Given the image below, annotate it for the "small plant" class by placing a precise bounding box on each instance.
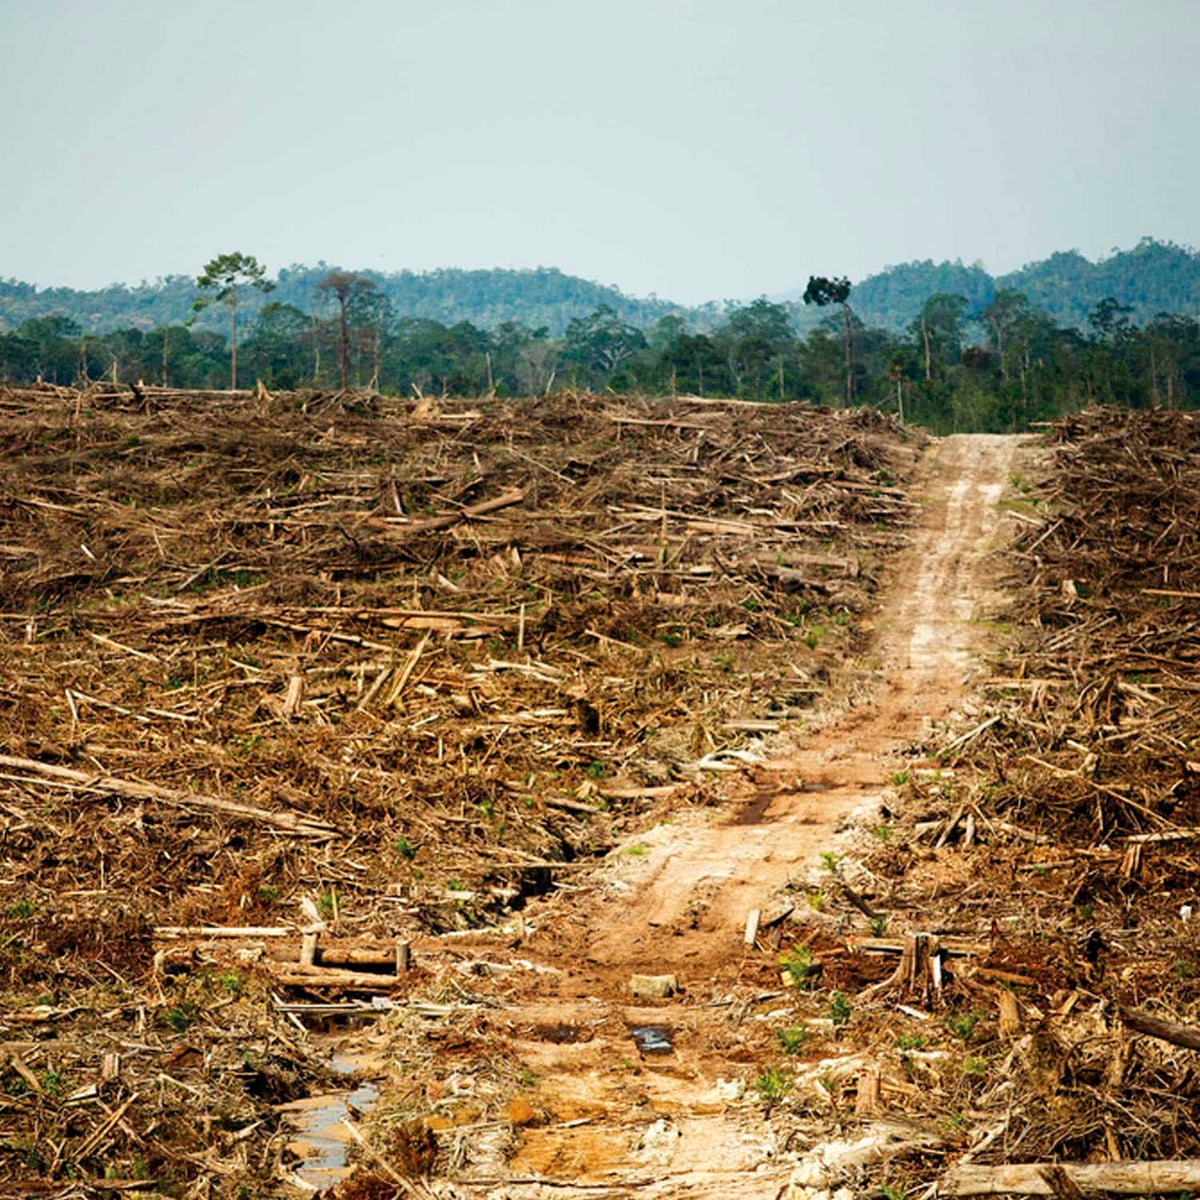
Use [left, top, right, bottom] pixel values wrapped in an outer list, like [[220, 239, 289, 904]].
[[625, 843, 648, 857], [754, 1067, 792, 1103], [316, 891, 338, 920], [870, 916, 888, 937], [1173, 958, 1200, 980], [880, 1185, 908, 1200], [962, 1056, 988, 1075], [394, 837, 418, 861], [779, 944, 820, 988], [215, 971, 244, 997], [819, 851, 842, 873], [945, 1010, 981, 1042], [872, 824, 894, 841], [889, 770, 910, 787], [162, 1003, 197, 1033], [6, 898, 35, 919], [39, 1069, 64, 1096], [585, 761, 607, 780], [775, 1026, 810, 1055], [806, 888, 826, 912], [257, 884, 281, 906], [895, 1032, 925, 1051], [802, 628, 822, 650], [829, 991, 852, 1026]]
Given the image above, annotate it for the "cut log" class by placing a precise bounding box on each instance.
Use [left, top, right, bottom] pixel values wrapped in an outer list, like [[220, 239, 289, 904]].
[[1121, 1006, 1200, 1051], [744, 909, 761, 948], [629, 974, 678, 999], [268, 963, 399, 991], [998, 990, 1023, 1038], [940, 1159, 1200, 1196], [854, 1069, 882, 1116], [299, 932, 319, 967], [0, 754, 337, 838]]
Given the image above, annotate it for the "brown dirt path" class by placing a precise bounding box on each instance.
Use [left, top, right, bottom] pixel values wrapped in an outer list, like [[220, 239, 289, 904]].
[[438, 434, 1027, 1199]]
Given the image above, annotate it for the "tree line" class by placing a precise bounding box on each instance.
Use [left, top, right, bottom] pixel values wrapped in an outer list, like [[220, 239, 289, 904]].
[[2, 253, 1198, 433]]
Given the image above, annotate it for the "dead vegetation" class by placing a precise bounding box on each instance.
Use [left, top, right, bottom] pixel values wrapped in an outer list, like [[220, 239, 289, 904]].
[[0, 383, 921, 1195], [806, 407, 1200, 1193]]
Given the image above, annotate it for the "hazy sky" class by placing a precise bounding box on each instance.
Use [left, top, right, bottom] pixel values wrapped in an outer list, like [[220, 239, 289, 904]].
[[1, 0, 1195, 303]]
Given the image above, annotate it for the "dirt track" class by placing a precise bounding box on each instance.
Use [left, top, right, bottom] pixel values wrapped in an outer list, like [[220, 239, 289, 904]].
[[449, 434, 1024, 1198]]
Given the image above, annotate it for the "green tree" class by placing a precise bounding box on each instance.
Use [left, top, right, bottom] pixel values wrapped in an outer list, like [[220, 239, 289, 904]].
[[910, 293, 969, 381], [719, 299, 796, 399], [192, 252, 274, 388], [803, 276, 854, 404], [979, 289, 1031, 382], [247, 302, 311, 388], [562, 304, 647, 387]]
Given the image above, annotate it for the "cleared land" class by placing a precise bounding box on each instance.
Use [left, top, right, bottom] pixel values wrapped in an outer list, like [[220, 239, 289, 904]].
[[0, 384, 918, 1195], [2, 388, 1198, 1200]]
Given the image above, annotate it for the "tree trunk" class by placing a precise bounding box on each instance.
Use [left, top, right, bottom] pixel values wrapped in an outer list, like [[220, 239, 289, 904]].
[[922, 316, 931, 381], [230, 292, 238, 390], [310, 304, 321, 383], [842, 305, 853, 406], [338, 297, 349, 391], [1121, 1006, 1200, 1050], [940, 1160, 1200, 1196]]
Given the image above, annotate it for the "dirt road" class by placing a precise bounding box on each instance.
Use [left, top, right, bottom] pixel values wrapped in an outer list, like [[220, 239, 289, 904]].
[[435, 434, 1022, 1198]]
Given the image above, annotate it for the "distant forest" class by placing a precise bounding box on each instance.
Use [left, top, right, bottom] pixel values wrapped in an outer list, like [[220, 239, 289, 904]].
[[2, 238, 1199, 433], [4, 237, 1200, 337]]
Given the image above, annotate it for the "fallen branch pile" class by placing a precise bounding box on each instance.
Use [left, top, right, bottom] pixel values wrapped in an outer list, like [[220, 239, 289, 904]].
[[841, 408, 1200, 1186], [0, 384, 920, 1193]]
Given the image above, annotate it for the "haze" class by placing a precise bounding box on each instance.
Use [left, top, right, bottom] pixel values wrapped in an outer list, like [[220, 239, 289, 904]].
[[1, 0, 1195, 304]]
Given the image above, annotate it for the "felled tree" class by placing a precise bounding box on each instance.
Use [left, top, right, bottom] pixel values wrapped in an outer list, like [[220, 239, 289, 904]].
[[192, 253, 274, 389]]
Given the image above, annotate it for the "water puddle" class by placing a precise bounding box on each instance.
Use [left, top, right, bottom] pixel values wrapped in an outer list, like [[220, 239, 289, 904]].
[[629, 1024, 673, 1055], [282, 1049, 382, 1187], [533, 1022, 588, 1044]]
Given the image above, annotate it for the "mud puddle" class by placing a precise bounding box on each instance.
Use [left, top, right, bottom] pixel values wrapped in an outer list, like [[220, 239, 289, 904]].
[[282, 1048, 382, 1188], [630, 1024, 674, 1054]]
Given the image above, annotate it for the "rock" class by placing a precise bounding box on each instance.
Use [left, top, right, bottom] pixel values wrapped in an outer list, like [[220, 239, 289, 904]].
[[629, 973, 678, 999]]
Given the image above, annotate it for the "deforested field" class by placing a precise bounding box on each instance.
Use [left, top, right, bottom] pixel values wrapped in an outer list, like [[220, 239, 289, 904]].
[[0, 383, 920, 1195], [5, 386, 1200, 1200]]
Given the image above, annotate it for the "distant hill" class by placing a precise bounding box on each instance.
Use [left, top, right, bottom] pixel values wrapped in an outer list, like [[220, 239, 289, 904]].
[[0, 265, 683, 338], [3, 238, 1199, 338]]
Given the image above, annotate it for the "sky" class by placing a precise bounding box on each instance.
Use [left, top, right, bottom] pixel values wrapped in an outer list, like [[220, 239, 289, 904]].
[[1, 0, 1196, 304]]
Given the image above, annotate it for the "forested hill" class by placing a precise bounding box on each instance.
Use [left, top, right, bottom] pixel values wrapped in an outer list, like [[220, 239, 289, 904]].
[[3, 237, 1199, 336], [846, 239, 1200, 332], [0, 266, 684, 338]]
